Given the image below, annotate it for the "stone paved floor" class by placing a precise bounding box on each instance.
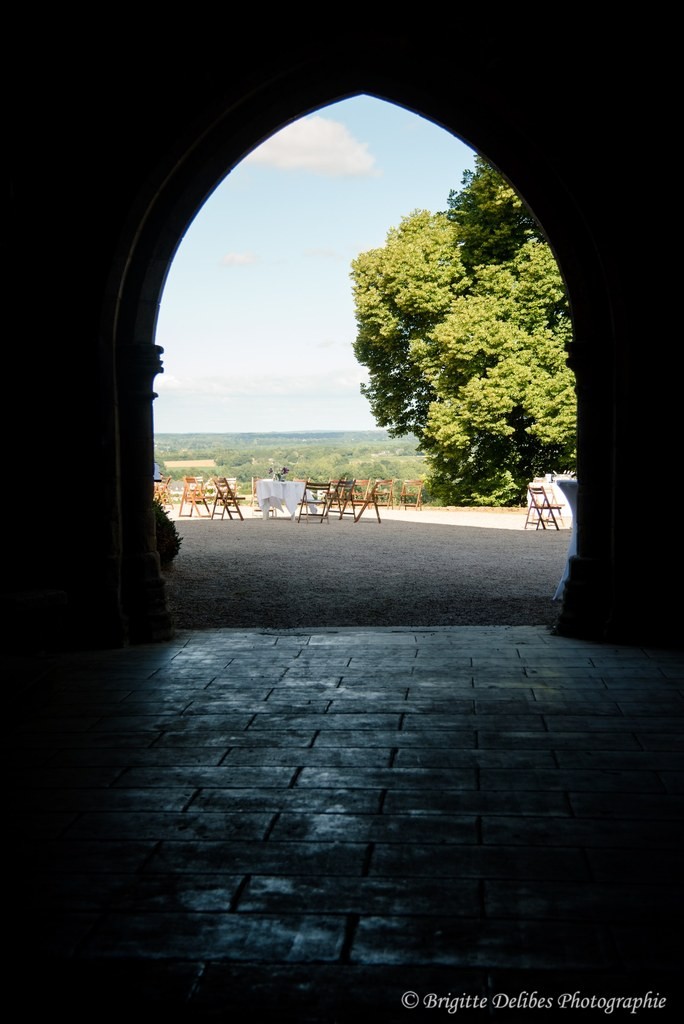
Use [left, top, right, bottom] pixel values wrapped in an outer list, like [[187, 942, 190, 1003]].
[[7, 625, 684, 1021]]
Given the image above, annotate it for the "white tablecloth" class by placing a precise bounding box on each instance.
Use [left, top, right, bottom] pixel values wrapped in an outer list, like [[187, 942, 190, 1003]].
[[553, 477, 578, 600], [256, 479, 306, 519]]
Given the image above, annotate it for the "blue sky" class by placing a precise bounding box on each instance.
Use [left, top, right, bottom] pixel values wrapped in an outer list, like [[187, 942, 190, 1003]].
[[153, 95, 476, 433]]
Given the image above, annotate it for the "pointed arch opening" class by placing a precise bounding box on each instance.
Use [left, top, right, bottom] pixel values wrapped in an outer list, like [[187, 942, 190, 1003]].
[[111, 80, 611, 643]]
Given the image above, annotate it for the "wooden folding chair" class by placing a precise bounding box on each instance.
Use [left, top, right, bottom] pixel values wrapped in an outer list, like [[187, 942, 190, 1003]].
[[329, 479, 357, 519], [524, 483, 563, 530], [227, 478, 248, 503], [153, 475, 173, 510], [373, 478, 395, 510], [399, 479, 423, 510], [350, 478, 383, 522], [211, 476, 244, 520], [179, 476, 211, 517], [296, 480, 335, 523], [334, 477, 382, 522], [544, 484, 565, 527]]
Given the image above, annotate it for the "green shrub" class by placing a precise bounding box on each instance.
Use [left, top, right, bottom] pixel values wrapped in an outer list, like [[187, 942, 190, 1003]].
[[153, 499, 182, 564]]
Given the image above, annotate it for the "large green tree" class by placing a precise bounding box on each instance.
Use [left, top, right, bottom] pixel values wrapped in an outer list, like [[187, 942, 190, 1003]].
[[351, 158, 576, 505]]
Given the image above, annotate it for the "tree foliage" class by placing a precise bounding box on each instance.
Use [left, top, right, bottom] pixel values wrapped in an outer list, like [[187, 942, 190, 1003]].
[[351, 157, 576, 505], [446, 159, 541, 272], [351, 210, 462, 437]]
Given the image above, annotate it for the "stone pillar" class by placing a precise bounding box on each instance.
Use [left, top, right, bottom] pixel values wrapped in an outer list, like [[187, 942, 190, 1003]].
[[117, 341, 175, 643], [554, 340, 614, 640]]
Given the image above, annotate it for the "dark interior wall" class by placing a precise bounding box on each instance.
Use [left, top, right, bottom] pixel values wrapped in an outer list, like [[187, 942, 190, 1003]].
[[6, 23, 680, 650]]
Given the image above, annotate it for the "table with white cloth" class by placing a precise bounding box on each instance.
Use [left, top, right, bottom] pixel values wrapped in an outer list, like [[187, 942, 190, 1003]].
[[553, 477, 579, 600], [256, 479, 306, 520]]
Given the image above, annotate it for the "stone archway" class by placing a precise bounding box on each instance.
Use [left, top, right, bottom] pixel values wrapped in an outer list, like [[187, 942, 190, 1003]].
[[109, 71, 616, 645]]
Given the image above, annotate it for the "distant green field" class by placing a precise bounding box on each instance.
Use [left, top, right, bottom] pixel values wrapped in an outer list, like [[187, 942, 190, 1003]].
[[164, 459, 217, 468]]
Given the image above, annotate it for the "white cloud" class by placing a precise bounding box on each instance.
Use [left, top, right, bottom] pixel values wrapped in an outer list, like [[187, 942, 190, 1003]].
[[155, 368, 368, 399], [245, 115, 381, 177], [220, 252, 257, 266], [303, 247, 345, 261]]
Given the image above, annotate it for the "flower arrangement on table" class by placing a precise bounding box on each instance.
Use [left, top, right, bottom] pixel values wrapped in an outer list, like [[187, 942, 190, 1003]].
[[269, 465, 290, 483]]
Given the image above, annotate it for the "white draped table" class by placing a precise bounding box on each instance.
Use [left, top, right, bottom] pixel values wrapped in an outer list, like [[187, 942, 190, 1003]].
[[553, 477, 578, 600], [256, 479, 306, 520]]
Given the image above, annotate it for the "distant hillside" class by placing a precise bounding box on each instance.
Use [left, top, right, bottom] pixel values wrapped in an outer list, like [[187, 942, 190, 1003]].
[[155, 430, 402, 449], [154, 431, 428, 494]]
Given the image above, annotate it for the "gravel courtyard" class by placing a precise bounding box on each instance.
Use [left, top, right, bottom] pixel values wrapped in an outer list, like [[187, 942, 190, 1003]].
[[162, 506, 571, 630]]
